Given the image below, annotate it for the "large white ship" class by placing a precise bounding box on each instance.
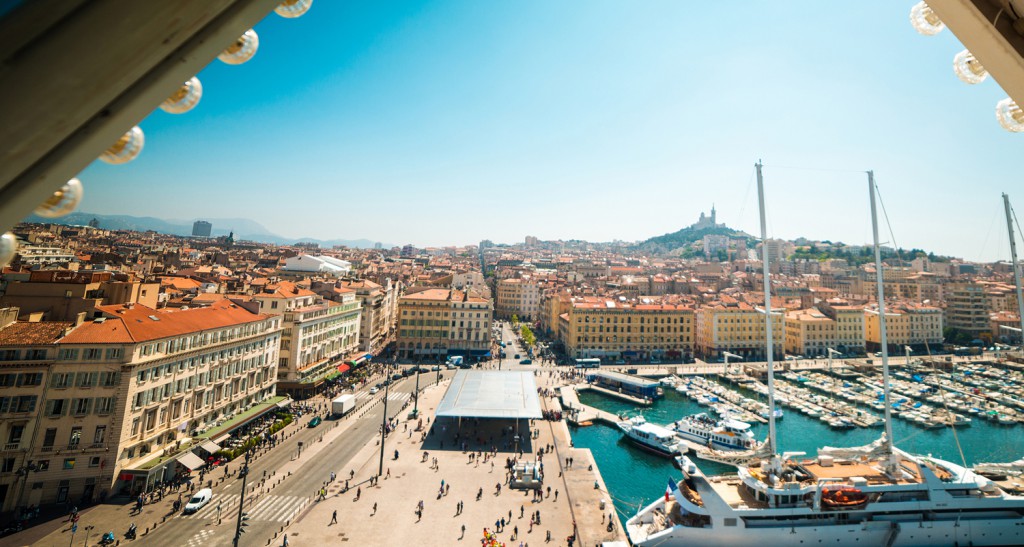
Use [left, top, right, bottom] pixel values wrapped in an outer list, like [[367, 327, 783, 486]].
[[625, 167, 1024, 546], [670, 413, 759, 452], [617, 415, 681, 458]]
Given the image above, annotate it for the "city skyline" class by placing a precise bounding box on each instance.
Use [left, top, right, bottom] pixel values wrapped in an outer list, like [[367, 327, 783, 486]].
[[64, 1, 1021, 260]]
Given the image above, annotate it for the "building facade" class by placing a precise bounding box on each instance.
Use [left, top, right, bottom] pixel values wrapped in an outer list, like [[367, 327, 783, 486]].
[[0, 300, 282, 512], [396, 288, 492, 359], [864, 303, 944, 351], [561, 299, 694, 361], [251, 281, 360, 396], [495, 278, 542, 322], [694, 300, 784, 361]]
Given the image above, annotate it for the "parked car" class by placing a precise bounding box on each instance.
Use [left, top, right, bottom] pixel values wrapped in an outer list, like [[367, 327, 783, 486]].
[[308, 416, 322, 428], [519, 359, 533, 365], [183, 488, 213, 514], [431, 365, 441, 371], [514, 354, 521, 359], [369, 386, 380, 394], [392, 373, 403, 381]]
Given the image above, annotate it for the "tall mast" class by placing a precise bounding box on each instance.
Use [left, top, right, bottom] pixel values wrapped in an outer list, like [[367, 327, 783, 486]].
[[869, 172, 896, 465], [1004, 194, 1024, 347], [756, 161, 778, 456]]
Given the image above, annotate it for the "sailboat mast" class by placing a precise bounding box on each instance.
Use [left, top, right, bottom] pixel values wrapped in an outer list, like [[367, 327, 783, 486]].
[[756, 161, 778, 456], [868, 172, 895, 459], [1003, 194, 1024, 348]]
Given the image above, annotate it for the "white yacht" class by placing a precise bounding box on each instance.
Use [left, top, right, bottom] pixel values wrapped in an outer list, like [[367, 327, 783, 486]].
[[617, 415, 681, 458], [626, 168, 1024, 547], [670, 413, 759, 453]]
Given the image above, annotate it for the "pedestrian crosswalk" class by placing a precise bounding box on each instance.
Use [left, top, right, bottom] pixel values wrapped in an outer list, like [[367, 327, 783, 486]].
[[245, 494, 307, 522], [186, 529, 215, 547], [353, 390, 410, 403], [186, 493, 307, 523]]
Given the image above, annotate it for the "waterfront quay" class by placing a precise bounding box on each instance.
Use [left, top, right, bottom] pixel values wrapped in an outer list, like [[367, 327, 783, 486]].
[[8, 365, 624, 547], [287, 368, 626, 546]]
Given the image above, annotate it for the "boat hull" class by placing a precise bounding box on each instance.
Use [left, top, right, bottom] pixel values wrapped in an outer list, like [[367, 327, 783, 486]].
[[631, 515, 1024, 547]]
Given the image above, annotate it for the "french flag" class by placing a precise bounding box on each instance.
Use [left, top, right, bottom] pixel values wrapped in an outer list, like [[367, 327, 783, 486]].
[[665, 478, 678, 501]]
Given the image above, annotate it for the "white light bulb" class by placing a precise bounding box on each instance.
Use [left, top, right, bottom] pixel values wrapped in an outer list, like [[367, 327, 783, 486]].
[[953, 50, 988, 84], [910, 1, 944, 36], [99, 126, 145, 164], [161, 76, 203, 114], [275, 0, 313, 18], [218, 29, 259, 65], [0, 232, 17, 269], [996, 98, 1024, 133], [35, 178, 84, 218]]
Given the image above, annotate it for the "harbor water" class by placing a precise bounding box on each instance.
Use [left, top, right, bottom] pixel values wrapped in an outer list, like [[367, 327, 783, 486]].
[[570, 385, 1024, 517]]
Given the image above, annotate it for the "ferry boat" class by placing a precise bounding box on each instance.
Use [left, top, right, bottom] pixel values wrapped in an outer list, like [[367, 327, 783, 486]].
[[670, 413, 759, 452], [617, 415, 681, 458], [625, 170, 1024, 546]]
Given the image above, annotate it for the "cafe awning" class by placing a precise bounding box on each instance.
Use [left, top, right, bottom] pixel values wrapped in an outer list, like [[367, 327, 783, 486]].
[[199, 440, 220, 453], [337, 364, 351, 374], [177, 451, 205, 471]]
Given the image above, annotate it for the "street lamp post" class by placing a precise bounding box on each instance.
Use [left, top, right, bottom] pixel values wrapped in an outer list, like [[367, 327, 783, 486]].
[[14, 461, 40, 513], [378, 360, 392, 478], [232, 450, 252, 547], [411, 361, 421, 419], [82, 525, 94, 547]]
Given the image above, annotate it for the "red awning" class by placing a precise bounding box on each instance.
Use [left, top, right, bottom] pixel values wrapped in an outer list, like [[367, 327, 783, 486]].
[[337, 364, 350, 374]]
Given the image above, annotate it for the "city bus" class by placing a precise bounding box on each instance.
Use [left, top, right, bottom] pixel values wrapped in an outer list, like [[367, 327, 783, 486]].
[[574, 358, 601, 369]]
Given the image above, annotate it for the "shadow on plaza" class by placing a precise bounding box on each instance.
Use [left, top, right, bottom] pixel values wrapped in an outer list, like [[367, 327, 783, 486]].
[[415, 417, 535, 455]]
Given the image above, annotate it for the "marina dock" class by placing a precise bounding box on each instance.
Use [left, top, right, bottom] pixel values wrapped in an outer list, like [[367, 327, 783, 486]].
[[560, 384, 626, 426]]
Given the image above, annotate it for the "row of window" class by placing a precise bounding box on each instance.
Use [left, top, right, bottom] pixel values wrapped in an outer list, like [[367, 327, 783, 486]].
[[45, 397, 115, 417], [56, 347, 123, 361], [136, 338, 274, 384], [40, 424, 107, 449], [50, 371, 119, 389], [0, 372, 43, 388], [133, 358, 269, 409], [0, 395, 37, 414], [136, 320, 277, 358], [400, 319, 486, 328], [0, 348, 49, 361]]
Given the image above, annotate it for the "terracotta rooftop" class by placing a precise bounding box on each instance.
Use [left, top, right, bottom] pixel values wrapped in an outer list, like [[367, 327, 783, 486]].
[[0, 321, 73, 346], [59, 300, 271, 344]]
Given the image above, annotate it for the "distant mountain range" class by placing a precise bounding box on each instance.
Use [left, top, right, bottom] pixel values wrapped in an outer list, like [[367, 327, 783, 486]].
[[24, 212, 389, 249], [635, 224, 752, 255]]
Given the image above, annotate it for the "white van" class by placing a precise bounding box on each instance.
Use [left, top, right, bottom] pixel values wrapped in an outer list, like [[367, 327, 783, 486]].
[[183, 488, 213, 514]]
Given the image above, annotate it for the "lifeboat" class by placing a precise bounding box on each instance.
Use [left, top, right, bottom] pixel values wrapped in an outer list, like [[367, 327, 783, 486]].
[[821, 487, 868, 509]]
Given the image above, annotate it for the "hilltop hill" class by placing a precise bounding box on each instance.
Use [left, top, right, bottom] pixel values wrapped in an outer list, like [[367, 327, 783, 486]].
[[635, 224, 752, 255]]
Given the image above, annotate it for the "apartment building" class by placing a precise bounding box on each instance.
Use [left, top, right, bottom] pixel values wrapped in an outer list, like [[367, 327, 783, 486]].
[[694, 299, 784, 361], [396, 288, 492, 360], [945, 283, 990, 337], [864, 303, 944, 352], [562, 299, 694, 361], [251, 281, 360, 397], [0, 270, 159, 322], [784, 306, 866, 358], [495, 277, 542, 322], [0, 300, 282, 511], [331, 278, 399, 356]]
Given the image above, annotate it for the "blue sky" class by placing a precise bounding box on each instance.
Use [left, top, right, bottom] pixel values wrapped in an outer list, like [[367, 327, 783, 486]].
[[74, 1, 1020, 260]]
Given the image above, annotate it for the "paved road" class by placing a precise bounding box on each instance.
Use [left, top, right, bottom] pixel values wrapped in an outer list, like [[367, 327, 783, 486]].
[[140, 371, 454, 547]]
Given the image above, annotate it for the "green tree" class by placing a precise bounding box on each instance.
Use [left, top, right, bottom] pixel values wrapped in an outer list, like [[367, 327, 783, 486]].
[[511, 314, 519, 325], [520, 324, 536, 347]]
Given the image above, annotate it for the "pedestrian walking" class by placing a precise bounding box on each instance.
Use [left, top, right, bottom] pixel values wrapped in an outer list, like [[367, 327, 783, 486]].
[[331, 510, 337, 524], [282, 533, 289, 547], [373, 502, 377, 515]]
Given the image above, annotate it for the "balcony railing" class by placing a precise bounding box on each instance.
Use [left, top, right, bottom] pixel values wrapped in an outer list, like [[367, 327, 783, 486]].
[[4, 442, 21, 450]]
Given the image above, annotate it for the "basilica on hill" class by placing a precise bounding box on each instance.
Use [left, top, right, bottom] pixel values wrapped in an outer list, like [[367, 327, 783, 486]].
[[691, 205, 720, 230]]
